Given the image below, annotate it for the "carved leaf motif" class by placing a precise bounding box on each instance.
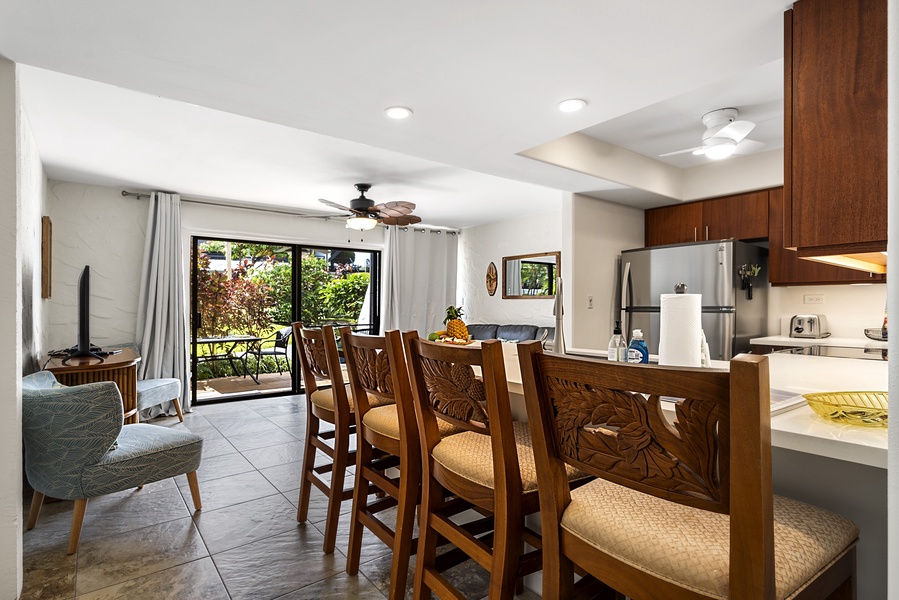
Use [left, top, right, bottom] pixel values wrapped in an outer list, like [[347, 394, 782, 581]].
[[302, 338, 329, 379], [420, 357, 488, 425], [544, 375, 720, 502], [352, 347, 394, 395]]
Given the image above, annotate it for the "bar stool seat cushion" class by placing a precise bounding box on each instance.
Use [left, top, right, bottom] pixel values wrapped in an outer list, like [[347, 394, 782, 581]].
[[561, 477, 859, 600], [363, 404, 464, 440], [431, 421, 587, 492], [309, 384, 395, 413]]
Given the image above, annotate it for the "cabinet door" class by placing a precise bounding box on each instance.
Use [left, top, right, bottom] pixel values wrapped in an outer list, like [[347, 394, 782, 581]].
[[768, 188, 883, 285], [789, 0, 887, 249], [644, 203, 702, 247], [703, 191, 769, 241]]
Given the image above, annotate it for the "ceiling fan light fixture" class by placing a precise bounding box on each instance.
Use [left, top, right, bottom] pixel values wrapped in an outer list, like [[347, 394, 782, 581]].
[[346, 216, 379, 231], [703, 138, 737, 160], [557, 98, 587, 113], [384, 106, 413, 120]]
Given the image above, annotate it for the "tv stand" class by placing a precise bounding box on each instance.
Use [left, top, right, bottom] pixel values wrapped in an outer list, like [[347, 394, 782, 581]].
[[44, 348, 142, 424], [61, 347, 106, 365]]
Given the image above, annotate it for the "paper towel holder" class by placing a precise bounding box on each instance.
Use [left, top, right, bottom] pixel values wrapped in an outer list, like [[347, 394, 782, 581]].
[[674, 283, 687, 294]]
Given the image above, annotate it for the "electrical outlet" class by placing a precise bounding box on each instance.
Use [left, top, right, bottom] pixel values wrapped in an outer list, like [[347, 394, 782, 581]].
[[587, 295, 594, 309], [804, 293, 825, 305]]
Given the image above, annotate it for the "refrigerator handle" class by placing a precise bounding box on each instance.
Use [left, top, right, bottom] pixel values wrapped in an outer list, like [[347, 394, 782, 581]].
[[620, 261, 631, 335]]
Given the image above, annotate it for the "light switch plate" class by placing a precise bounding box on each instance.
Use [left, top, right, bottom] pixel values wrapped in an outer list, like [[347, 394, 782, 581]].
[[804, 293, 825, 305]]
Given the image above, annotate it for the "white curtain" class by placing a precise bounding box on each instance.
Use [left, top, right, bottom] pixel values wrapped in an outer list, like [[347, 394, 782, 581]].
[[382, 225, 458, 335], [136, 192, 189, 416]]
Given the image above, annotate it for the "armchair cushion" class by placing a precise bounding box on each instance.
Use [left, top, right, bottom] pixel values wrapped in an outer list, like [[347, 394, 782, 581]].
[[81, 424, 202, 497], [136, 378, 181, 412]]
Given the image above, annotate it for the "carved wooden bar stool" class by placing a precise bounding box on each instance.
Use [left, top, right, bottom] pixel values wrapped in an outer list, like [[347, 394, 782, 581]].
[[341, 328, 462, 599], [404, 335, 589, 600], [517, 342, 859, 600], [293, 323, 394, 554]]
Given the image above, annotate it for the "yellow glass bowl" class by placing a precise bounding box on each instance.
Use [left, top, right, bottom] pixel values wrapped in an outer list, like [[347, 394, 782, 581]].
[[802, 391, 888, 427]]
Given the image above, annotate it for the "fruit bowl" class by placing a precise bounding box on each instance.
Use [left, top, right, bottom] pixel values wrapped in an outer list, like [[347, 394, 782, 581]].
[[802, 391, 888, 427]]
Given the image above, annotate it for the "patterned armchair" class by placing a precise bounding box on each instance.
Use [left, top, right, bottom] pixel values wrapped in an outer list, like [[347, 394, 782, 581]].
[[22, 371, 204, 554]]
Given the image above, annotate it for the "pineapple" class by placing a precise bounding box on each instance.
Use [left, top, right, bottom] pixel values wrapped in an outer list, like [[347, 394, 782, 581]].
[[443, 305, 469, 340]]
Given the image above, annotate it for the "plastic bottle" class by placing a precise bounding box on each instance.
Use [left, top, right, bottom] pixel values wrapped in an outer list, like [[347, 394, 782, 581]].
[[626, 329, 649, 364], [607, 321, 626, 361]]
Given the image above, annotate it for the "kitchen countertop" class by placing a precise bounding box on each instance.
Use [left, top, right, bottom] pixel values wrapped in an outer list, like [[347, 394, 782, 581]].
[[750, 335, 887, 349], [507, 344, 888, 469]]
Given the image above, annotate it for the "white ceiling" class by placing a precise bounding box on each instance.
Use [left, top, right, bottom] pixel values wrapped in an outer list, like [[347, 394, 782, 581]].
[[0, 1, 789, 228]]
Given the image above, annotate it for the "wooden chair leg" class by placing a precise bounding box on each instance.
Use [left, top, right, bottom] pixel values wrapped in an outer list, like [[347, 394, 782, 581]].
[[297, 413, 321, 523], [185, 471, 202, 511], [413, 477, 441, 600], [27, 491, 45, 530], [389, 457, 420, 600], [67, 498, 88, 555], [172, 397, 185, 422], [490, 511, 522, 600], [323, 425, 350, 554], [346, 438, 372, 575]]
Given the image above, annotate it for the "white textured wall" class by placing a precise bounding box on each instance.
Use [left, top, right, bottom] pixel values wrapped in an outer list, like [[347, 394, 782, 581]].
[[20, 109, 47, 374], [682, 149, 784, 201], [45, 182, 147, 351], [767, 284, 887, 338], [457, 205, 562, 327], [566, 193, 644, 351], [0, 57, 24, 600]]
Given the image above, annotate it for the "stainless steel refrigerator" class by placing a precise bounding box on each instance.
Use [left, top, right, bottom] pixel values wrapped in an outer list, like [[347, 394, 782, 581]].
[[619, 240, 768, 361]]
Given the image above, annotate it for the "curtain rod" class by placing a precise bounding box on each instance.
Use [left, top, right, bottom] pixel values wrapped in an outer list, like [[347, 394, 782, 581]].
[[122, 190, 460, 233]]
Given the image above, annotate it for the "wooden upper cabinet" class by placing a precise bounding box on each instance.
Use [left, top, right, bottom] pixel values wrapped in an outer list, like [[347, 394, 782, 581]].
[[644, 191, 768, 247], [768, 187, 883, 285], [644, 202, 702, 247], [786, 0, 887, 251], [703, 191, 768, 242]]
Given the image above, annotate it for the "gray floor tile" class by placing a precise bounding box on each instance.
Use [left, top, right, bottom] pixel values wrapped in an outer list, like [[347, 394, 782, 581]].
[[241, 439, 305, 470], [20, 544, 77, 600], [178, 470, 279, 512], [193, 493, 300, 554], [226, 427, 300, 452], [202, 436, 239, 459], [75, 557, 228, 600], [259, 460, 305, 493], [213, 527, 343, 600], [210, 417, 285, 438], [174, 451, 256, 487], [79, 486, 191, 543], [313, 510, 392, 565], [276, 572, 387, 599], [75, 517, 208, 595]]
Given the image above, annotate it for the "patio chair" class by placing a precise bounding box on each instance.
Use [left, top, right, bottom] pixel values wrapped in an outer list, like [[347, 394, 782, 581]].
[[241, 326, 293, 381]]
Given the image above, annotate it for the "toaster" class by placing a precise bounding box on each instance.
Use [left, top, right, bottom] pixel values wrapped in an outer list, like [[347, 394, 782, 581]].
[[790, 314, 831, 338]]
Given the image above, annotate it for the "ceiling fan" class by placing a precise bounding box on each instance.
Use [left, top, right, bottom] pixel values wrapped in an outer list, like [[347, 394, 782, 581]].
[[660, 108, 757, 160], [319, 183, 422, 230]]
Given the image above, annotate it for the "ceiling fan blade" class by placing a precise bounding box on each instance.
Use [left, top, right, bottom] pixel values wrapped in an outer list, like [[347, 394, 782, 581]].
[[374, 201, 416, 217], [733, 138, 766, 154], [380, 214, 422, 226], [716, 120, 756, 143], [319, 198, 354, 212], [659, 146, 704, 157]]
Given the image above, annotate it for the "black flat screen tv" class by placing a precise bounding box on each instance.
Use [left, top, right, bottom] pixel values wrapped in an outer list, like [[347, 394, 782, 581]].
[[62, 265, 105, 363]]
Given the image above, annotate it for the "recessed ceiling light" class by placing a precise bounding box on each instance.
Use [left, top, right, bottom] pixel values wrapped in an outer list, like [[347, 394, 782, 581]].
[[557, 98, 587, 113], [384, 106, 413, 119]]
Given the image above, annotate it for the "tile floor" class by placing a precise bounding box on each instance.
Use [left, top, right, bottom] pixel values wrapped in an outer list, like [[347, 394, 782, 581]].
[[20, 394, 540, 600]]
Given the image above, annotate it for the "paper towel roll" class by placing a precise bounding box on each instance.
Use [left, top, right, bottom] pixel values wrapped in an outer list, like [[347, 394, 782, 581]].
[[658, 293, 702, 367]]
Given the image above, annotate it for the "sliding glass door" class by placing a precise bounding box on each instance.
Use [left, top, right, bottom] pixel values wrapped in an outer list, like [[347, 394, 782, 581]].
[[190, 237, 380, 403]]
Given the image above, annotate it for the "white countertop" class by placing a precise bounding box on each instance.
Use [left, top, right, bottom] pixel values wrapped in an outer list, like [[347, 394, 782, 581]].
[[498, 343, 888, 469], [750, 335, 887, 349]]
